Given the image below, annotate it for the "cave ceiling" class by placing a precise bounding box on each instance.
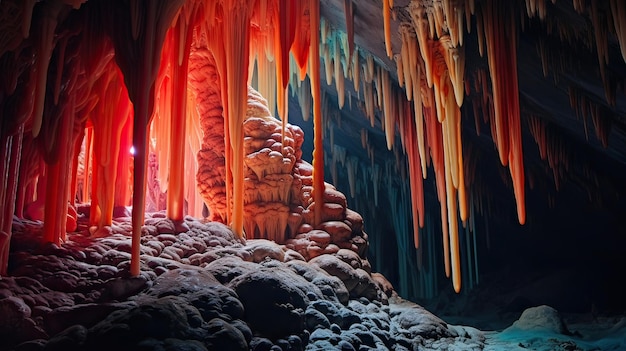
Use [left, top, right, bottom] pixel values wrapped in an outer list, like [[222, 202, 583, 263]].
[[313, 0, 626, 217], [2, 0, 626, 256]]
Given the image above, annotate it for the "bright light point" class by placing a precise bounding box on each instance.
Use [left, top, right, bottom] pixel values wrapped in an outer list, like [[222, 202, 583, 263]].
[[130, 146, 136, 155]]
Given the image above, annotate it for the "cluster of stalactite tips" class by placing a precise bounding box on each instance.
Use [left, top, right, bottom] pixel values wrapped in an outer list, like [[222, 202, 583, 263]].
[[0, 0, 624, 297]]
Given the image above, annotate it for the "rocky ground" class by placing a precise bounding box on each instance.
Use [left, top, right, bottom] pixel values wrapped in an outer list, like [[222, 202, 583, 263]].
[[1, 213, 623, 351], [1, 213, 485, 351]]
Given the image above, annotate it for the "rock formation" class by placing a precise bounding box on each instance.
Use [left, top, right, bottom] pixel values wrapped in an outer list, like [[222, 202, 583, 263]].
[[191, 44, 370, 267]]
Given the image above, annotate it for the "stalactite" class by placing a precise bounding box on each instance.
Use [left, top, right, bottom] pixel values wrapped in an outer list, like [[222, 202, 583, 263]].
[[32, 1, 63, 139], [101, 0, 185, 275], [439, 36, 465, 108], [443, 0, 465, 47], [163, 5, 197, 221], [222, 0, 255, 238], [409, 2, 434, 87], [481, 0, 526, 225], [402, 98, 424, 248], [90, 64, 132, 228], [383, 0, 393, 58], [309, 0, 325, 227], [380, 68, 395, 150]]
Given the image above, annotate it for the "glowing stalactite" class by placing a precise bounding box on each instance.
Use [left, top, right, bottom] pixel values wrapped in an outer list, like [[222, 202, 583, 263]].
[[439, 36, 465, 108], [409, 2, 434, 87], [90, 66, 132, 228], [442, 112, 462, 293], [399, 25, 428, 178], [443, 0, 465, 47], [401, 98, 425, 247], [291, 1, 310, 79], [160, 6, 195, 221], [255, 51, 277, 117], [383, 0, 393, 58], [219, 0, 255, 238], [152, 68, 172, 195], [114, 116, 133, 207], [102, 0, 185, 275], [482, 0, 526, 225], [271, 0, 296, 150], [309, 0, 325, 227], [424, 102, 451, 278], [42, 95, 74, 245], [184, 91, 203, 218], [80, 127, 92, 203]]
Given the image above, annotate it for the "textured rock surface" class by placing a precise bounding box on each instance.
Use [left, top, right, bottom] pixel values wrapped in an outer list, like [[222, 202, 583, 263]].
[[2, 215, 485, 351], [190, 50, 370, 273]]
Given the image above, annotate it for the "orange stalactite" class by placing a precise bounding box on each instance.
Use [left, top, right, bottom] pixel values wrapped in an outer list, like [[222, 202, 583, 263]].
[[439, 36, 465, 108], [90, 66, 132, 228], [402, 98, 424, 247], [456, 113, 468, 222], [425, 104, 450, 278], [101, 0, 185, 276], [274, 0, 297, 149], [409, 2, 434, 87], [383, 0, 393, 58], [114, 116, 133, 208], [481, 0, 525, 225], [443, 0, 465, 47], [310, 0, 325, 227], [81, 126, 93, 203], [42, 96, 74, 245], [165, 6, 196, 222], [220, 0, 255, 238], [291, 1, 311, 80]]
